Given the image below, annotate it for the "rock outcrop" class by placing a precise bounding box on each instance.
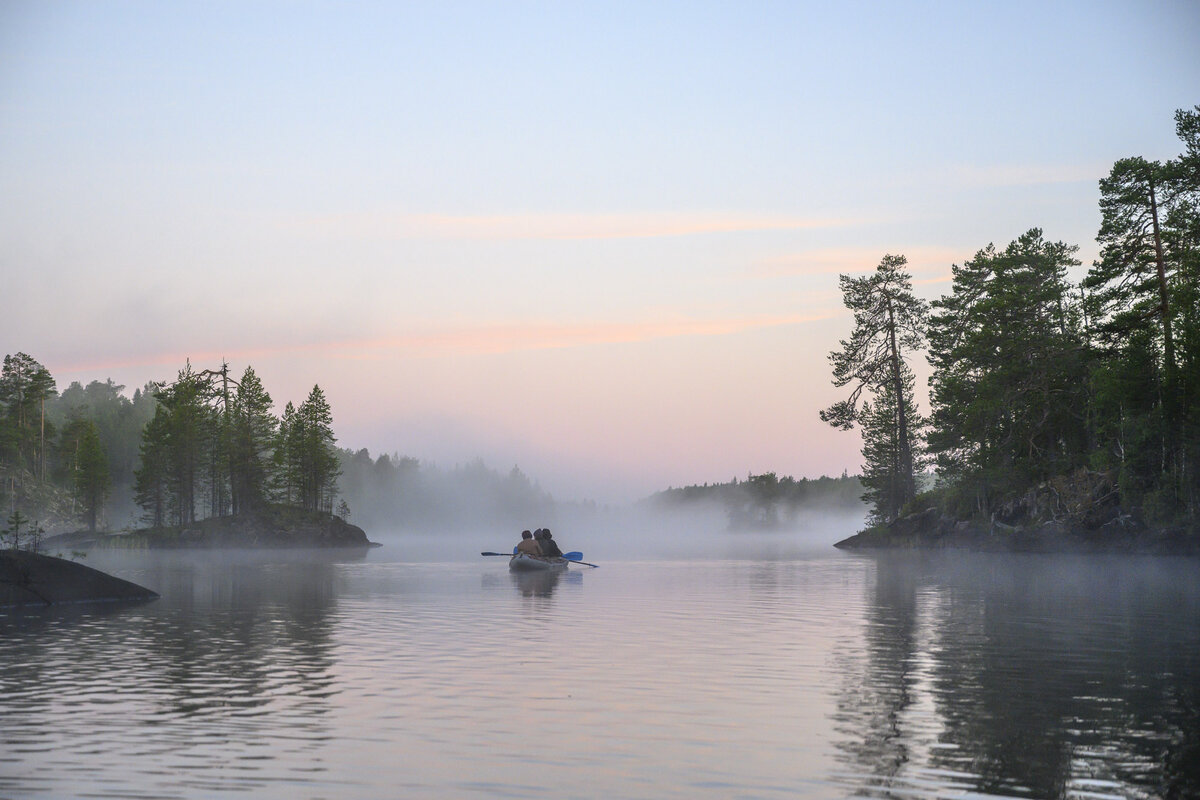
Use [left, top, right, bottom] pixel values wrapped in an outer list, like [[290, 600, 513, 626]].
[[835, 470, 1200, 555], [1, 550, 159, 607]]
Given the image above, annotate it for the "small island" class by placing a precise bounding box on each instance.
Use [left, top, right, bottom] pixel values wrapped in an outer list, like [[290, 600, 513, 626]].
[[1, 359, 378, 554]]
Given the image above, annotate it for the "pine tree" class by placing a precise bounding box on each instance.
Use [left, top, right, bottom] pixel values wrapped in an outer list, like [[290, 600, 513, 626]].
[[1170, 107, 1200, 514], [1086, 157, 1181, 379], [1082, 107, 1200, 518], [821, 254, 928, 522], [927, 229, 1086, 512]]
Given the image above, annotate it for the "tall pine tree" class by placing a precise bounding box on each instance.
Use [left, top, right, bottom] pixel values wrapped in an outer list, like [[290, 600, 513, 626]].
[[821, 254, 928, 522]]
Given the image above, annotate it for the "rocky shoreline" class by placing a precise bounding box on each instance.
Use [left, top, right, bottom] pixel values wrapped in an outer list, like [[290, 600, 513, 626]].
[[44, 507, 379, 551], [835, 506, 1200, 555], [835, 470, 1199, 555]]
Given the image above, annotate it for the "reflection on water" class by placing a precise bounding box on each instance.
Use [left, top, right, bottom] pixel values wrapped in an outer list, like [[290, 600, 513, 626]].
[[1, 553, 345, 799], [834, 553, 1200, 799], [509, 567, 583, 598], [0, 548, 1197, 799]]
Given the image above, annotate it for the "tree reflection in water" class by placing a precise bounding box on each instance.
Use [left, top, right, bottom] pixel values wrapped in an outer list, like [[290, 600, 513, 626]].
[[831, 555, 922, 792], [834, 553, 1200, 799], [0, 551, 351, 798], [141, 554, 343, 721]]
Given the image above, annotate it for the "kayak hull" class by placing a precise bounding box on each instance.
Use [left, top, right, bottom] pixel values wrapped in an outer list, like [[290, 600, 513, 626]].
[[509, 553, 570, 572]]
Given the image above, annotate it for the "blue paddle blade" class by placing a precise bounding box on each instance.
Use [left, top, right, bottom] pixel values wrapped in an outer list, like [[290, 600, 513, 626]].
[[563, 551, 583, 561]]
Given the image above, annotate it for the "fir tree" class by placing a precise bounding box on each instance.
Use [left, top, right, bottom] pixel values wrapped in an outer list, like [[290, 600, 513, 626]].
[[74, 421, 110, 532]]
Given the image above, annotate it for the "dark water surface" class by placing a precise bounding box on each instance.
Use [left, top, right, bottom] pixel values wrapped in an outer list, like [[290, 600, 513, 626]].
[[1, 541, 1198, 799]]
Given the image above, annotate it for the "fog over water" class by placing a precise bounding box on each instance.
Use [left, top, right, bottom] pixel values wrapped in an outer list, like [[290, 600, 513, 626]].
[[4, 507, 1199, 799], [362, 502, 870, 562]]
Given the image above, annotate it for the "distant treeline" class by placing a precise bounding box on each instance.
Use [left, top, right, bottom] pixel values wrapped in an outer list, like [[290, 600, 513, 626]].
[[336, 449, 556, 531], [646, 472, 865, 528], [1, 364, 156, 535], [824, 106, 1200, 533]]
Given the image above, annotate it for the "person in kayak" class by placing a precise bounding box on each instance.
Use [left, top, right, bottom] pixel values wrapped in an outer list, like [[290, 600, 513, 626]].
[[539, 529, 564, 557], [516, 530, 541, 556]]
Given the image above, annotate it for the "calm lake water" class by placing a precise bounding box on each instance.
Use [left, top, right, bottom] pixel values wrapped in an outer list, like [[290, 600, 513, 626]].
[[2, 526, 1199, 799]]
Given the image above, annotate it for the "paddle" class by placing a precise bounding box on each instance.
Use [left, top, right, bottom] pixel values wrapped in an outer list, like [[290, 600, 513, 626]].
[[480, 551, 599, 568]]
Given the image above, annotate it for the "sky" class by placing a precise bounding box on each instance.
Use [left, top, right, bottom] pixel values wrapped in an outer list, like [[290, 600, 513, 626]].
[[1, 1, 1198, 503]]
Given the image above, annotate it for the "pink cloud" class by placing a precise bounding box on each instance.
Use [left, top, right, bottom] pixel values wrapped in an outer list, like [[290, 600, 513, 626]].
[[50, 313, 839, 377]]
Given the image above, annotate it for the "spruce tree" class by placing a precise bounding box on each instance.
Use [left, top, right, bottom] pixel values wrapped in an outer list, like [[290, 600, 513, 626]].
[[295, 385, 340, 513], [74, 421, 110, 532], [275, 401, 299, 505], [857, 362, 925, 526], [229, 366, 277, 514], [133, 408, 170, 528]]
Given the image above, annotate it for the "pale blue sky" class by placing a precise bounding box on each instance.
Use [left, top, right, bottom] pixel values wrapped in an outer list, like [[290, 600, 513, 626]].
[[2, 1, 1197, 501]]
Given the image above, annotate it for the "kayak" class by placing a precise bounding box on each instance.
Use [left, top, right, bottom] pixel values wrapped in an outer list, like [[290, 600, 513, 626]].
[[509, 553, 570, 572]]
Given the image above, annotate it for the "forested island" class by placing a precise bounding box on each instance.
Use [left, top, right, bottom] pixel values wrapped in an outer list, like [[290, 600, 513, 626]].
[[824, 107, 1200, 553], [0, 359, 371, 549]]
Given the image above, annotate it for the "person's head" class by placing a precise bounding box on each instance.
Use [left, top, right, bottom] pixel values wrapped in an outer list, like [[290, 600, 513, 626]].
[[543, 530, 553, 540], [533, 529, 544, 539], [521, 530, 532, 540]]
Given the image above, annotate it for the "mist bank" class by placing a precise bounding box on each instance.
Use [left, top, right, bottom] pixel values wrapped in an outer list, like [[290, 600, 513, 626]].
[[339, 457, 870, 561], [366, 502, 870, 563], [338, 450, 865, 534]]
